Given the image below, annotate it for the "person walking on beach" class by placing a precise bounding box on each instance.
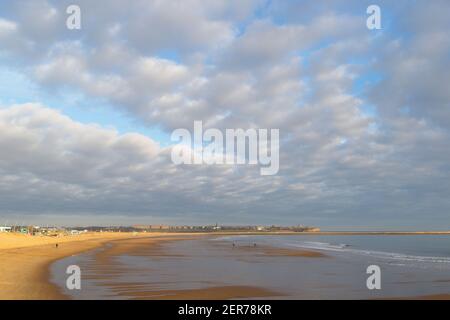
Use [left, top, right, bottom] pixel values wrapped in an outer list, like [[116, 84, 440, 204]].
[[55, 243, 58, 248]]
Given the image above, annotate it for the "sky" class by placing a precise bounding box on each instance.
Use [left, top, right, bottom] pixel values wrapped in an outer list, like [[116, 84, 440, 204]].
[[0, 0, 449, 229]]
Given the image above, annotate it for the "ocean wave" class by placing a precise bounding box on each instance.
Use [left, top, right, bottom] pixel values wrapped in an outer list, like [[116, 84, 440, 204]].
[[285, 241, 450, 264], [285, 241, 349, 251]]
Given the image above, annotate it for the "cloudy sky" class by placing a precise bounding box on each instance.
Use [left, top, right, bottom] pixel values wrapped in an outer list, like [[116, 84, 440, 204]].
[[0, 0, 449, 229]]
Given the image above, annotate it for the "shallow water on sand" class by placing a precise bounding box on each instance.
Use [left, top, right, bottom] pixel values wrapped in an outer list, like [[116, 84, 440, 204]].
[[51, 235, 450, 299]]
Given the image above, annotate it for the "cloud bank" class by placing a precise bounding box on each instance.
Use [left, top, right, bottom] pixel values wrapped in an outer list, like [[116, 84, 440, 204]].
[[0, 0, 449, 228]]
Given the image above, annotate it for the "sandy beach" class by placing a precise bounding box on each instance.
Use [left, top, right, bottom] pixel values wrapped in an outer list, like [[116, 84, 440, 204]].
[[0, 232, 325, 300], [0, 232, 176, 299]]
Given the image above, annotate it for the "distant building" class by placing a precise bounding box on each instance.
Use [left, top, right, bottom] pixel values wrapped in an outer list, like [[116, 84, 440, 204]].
[[0, 226, 12, 232], [19, 227, 28, 234], [133, 225, 152, 230]]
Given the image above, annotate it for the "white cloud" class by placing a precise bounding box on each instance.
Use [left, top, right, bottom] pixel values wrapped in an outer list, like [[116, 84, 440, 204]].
[[0, 1, 449, 227], [0, 18, 17, 33]]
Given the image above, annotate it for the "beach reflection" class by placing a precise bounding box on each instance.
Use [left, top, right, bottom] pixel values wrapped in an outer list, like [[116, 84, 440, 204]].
[[51, 235, 450, 299]]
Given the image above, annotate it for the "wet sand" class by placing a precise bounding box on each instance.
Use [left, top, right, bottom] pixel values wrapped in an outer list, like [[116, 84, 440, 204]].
[[235, 244, 327, 258], [126, 286, 280, 300], [50, 235, 325, 299]]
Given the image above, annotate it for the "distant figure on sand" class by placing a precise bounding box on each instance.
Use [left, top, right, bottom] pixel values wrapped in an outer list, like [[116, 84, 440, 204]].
[[55, 243, 58, 248], [232, 243, 235, 248]]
